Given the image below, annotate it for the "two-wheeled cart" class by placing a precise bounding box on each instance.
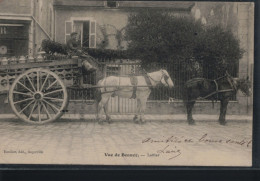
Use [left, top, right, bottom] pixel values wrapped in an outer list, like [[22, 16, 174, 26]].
[[0, 58, 94, 124]]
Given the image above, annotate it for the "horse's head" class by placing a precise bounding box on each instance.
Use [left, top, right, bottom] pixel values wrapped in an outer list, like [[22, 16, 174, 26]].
[[160, 69, 174, 88], [234, 77, 252, 96]]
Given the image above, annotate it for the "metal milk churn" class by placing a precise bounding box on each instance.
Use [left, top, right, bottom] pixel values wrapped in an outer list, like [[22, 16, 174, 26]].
[[36, 54, 43, 62], [28, 55, 35, 63], [36, 51, 46, 62], [19, 55, 27, 63], [10, 56, 17, 64], [1, 57, 9, 65]]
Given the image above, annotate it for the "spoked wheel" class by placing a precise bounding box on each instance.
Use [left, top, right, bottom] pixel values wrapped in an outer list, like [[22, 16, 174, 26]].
[[9, 68, 68, 124]]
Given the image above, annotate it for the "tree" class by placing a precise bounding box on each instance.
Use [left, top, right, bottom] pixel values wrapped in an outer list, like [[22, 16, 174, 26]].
[[194, 26, 243, 79], [125, 9, 244, 81]]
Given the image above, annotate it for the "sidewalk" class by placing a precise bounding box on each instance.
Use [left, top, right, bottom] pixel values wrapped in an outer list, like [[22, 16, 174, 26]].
[[0, 114, 252, 121]]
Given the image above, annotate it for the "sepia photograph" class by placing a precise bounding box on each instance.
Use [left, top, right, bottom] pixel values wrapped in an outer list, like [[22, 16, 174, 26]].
[[0, 0, 254, 166]]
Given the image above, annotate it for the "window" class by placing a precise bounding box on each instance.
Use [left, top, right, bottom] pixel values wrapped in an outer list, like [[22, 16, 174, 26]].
[[0, 27, 7, 34], [0, 24, 29, 57], [65, 19, 96, 48]]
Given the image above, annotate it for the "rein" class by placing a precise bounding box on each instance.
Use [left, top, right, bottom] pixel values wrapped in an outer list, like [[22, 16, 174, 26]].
[[196, 75, 236, 101]]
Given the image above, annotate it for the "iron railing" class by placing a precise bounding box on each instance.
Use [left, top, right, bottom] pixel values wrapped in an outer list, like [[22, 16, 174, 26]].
[[68, 59, 238, 101]]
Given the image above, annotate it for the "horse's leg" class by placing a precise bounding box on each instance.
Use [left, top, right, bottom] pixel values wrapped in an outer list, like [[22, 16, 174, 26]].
[[186, 101, 196, 125], [103, 96, 112, 123], [219, 98, 229, 125], [96, 91, 102, 121], [133, 99, 141, 123], [96, 99, 104, 124], [139, 96, 148, 124], [97, 95, 110, 124]]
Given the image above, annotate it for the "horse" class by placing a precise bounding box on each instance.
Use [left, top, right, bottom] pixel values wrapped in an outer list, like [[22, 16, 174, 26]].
[[95, 69, 174, 124], [182, 73, 251, 125]]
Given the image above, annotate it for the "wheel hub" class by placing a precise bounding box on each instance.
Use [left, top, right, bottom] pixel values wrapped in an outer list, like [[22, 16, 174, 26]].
[[34, 92, 43, 100]]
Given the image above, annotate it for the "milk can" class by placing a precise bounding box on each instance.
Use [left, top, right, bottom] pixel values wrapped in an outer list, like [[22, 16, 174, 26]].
[[19, 56, 27, 63], [28, 55, 35, 63], [1, 57, 9, 65], [36, 51, 46, 62], [10, 56, 17, 64]]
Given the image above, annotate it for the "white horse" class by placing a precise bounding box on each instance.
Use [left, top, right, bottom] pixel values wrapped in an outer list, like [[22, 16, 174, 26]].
[[96, 69, 174, 124]]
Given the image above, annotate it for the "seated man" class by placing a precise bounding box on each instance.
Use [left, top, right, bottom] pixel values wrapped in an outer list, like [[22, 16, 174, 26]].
[[67, 32, 97, 72]]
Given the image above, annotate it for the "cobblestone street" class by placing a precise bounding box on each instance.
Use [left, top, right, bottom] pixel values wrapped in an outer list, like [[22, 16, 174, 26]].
[[0, 117, 252, 166]]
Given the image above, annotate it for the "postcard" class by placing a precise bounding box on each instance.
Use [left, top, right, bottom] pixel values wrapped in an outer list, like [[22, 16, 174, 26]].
[[0, 1, 254, 166]]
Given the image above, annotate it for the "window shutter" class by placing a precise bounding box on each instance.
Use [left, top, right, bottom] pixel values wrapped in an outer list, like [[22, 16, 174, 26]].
[[89, 20, 96, 48], [65, 21, 72, 43]]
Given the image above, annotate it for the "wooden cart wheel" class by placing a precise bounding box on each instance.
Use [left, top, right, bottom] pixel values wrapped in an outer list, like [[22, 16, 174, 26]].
[[9, 68, 68, 124]]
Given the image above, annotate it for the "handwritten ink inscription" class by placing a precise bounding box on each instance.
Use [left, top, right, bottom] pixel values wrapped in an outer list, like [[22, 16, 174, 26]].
[[156, 145, 181, 160], [142, 133, 252, 160], [142, 134, 252, 147]]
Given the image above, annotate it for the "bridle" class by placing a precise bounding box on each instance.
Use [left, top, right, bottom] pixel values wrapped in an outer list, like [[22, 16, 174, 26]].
[[236, 79, 251, 96]]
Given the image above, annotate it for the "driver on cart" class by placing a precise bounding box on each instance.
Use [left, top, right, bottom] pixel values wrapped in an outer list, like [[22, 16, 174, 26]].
[[67, 32, 97, 72]]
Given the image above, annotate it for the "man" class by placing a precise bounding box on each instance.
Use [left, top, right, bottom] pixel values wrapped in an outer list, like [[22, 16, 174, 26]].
[[67, 32, 80, 55], [67, 32, 97, 72]]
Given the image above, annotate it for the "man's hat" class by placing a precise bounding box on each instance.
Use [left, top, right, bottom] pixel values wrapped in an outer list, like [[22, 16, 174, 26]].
[[71, 32, 78, 36]]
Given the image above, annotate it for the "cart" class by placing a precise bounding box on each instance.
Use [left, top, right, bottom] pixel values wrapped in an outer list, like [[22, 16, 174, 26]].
[[0, 58, 94, 124]]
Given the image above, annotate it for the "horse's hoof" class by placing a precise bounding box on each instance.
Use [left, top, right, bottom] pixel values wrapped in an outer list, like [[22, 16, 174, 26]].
[[188, 120, 195, 125], [98, 120, 104, 125], [106, 117, 112, 124], [219, 121, 227, 126], [133, 119, 139, 124], [133, 117, 139, 124], [140, 120, 146, 124]]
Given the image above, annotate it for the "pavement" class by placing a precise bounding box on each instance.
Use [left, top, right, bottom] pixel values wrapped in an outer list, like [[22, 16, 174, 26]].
[[0, 113, 252, 121], [0, 114, 252, 166]]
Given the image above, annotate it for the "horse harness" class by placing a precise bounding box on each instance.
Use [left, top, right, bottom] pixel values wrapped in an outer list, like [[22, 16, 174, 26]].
[[101, 74, 154, 95], [197, 74, 237, 100], [144, 69, 170, 87]]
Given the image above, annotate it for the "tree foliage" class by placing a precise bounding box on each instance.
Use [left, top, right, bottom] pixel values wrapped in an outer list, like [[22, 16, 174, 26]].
[[125, 9, 243, 80]]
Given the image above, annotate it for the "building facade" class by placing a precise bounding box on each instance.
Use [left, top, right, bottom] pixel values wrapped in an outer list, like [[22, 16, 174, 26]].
[[53, 0, 193, 50], [0, 0, 53, 58]]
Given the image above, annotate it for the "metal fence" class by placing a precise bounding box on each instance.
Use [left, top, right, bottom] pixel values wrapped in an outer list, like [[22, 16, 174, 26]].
[[68, 59, 238, 102]]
